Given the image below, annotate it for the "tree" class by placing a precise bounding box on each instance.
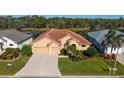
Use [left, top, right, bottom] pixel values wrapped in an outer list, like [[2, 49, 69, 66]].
[[66, 44, 76, 55], [108, 29, 117, 54], [65, 44, 84, 61], [0, 43, 4, 51], [102, 29, 117, 54], [101, 34, 110, 53], [113, 35, 124, 68], [102, 29, 124, 69], [78, 31, 88, 38], [75, 50, 83, 61]]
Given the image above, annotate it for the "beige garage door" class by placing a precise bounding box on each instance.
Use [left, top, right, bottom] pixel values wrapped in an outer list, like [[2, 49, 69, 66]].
[[50, 47, 59, 55], [32, 47, 49, 54]]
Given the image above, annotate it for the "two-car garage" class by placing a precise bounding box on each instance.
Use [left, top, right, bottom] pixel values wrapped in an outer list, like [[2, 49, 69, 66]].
[[32, 47, 49, 54], [32, 37, 60, 55], [32, 47, 59, 55]]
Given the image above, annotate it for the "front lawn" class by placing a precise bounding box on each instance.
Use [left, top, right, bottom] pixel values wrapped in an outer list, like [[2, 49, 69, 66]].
[[58, 57, 124, 75], [0, 55, 30, 75]]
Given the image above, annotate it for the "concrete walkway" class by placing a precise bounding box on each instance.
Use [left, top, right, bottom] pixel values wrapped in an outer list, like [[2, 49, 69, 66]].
[[15, 54, 61, 78], [117, 54, 124, 65]]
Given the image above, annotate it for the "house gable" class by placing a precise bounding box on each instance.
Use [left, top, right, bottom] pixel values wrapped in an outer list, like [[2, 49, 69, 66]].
[[49, 43, 60, 48], [2, 36, 18, 48], [32, 36, 60, 47], [59, 35, 72, 44], [32, 37, 52, 47]]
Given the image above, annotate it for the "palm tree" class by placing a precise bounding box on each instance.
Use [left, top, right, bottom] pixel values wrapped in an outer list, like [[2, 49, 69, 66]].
[[0, 43, 4, 51], [107, 29, 117, 54], [101, 34, 110, 54], [101, 30, 115, 55], [102, 30, 124, 73], [66, 44, 76, 55], [108, 33, 124, 68], [75, 50, 83, 61], [112, 36, 122, 68]]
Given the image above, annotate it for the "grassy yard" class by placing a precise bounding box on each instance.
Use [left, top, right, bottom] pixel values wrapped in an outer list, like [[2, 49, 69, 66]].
[[0, 55, 30, 75], [58, 57, 124, 75]]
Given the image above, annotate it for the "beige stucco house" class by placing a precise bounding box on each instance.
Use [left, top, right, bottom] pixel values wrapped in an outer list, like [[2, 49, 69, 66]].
[[32, 29, 91, 55]]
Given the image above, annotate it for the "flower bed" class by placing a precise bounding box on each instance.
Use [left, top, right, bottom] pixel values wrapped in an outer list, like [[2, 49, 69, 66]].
[[0, 54, 21, 62], [0, 48, 20, 61]]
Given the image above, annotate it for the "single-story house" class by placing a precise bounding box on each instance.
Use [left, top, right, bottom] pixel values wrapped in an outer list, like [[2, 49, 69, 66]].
[[88, 29, 124, 54], [0, 29, 33, 53], [32, 29, 91, 55]]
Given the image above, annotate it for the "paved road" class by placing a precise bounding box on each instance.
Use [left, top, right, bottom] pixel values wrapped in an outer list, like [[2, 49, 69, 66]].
[[117, 54, 124, 65], [15, 54, 61, 77]]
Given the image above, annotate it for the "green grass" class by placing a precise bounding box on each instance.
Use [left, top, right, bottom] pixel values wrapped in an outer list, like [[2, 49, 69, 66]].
[[22, 28, 90, 33], [0, 55, 30, 75], [58, 57, 124, 75]]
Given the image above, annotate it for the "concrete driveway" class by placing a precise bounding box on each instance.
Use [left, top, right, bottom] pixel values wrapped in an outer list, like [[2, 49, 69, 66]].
[[15, 54, 61, 77], [117, 54, 124, 65]]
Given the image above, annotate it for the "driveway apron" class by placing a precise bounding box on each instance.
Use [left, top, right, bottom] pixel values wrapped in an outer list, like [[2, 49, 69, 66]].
[[15, 54, 61, 77]]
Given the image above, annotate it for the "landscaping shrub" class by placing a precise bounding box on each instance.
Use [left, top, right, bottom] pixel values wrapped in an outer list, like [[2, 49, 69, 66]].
[[111, 54, 116, 60], [60, 49, 67, 55], [6, 48, 20, 54], [69, 50, 85, 61], [83, 47, 98, 57], [61, 44, 87, 61], [74, 50, 83, 61], [21, 45, 32, 56], [105, 54, 111, 59], [98, 53, 105, 58]]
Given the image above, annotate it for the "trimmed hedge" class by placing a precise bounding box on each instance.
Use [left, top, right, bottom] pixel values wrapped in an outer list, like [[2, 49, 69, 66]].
[[21, 45, 32, 56], [83, 47, 98, 57]]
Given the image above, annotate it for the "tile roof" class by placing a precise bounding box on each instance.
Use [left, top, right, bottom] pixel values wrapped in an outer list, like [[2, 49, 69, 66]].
[[34, 29, 91, 45], [0, 29, 32, 44]]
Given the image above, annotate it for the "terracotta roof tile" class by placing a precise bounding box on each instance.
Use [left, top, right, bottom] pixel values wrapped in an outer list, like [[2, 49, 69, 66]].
[[34, 29, 91, 45]]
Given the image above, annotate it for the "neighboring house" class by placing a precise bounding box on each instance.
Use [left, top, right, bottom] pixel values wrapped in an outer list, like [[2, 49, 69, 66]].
[[88, 29, 124, 54], [32, 29, 91, 55], [0, 29, 33, 53]]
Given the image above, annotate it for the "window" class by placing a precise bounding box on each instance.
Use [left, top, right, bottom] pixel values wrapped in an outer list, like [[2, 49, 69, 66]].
[[81, 45, 86, 47], [9, 44, 13, 46]]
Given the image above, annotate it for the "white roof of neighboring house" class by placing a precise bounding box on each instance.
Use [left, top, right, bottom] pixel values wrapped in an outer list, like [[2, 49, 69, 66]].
[[0, 29, 32, 44], [88, 29, 124, 44]]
